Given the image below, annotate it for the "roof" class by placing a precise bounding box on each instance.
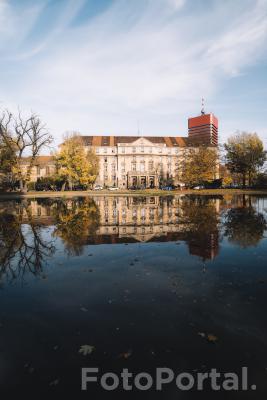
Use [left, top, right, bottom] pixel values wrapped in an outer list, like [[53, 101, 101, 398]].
[[80, 135, 190, 147], [20, 156, 54, 165], [188, 113, 218, 129]]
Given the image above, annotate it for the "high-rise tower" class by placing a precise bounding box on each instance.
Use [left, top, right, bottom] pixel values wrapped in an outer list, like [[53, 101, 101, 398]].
[[188, 101, 218, 146]]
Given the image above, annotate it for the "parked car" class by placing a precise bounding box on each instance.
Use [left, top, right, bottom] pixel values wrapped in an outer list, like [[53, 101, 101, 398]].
[[160, 186, 173, 191], [108, 186, 119, 191], [193, 185, 205, 190], [94, 185, 103, 190]]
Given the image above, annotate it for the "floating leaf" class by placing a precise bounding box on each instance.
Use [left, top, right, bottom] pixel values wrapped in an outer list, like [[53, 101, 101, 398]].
[[207, 334, 218, 343], [79, 345, 95, 356], [49, 379, 59, 386], [118, 350, 132, 359]]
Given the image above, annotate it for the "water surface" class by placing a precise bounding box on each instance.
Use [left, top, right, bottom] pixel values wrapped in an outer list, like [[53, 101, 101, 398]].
[[0, 194, 267, 398]]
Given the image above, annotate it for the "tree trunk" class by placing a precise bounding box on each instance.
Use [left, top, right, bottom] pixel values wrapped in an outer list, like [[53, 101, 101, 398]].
[[248, 171, 252, 187], [242, 174, 246, 188], [19, 179, 24, 191], [68, 179, 73, 191], [61, 182, 66, 191]]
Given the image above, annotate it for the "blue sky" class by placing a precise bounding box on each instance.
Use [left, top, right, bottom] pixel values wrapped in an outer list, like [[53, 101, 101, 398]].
[[0, 0, 267, 149]]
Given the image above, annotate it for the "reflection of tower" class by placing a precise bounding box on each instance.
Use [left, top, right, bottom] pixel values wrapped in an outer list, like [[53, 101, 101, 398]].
[[188, 231, 219, 260], [188, 101, 218, 146]]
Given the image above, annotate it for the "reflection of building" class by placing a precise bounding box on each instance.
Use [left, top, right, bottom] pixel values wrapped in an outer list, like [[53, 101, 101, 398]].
[[187, 232, 219, 260], [0, 196, 221, 260], [15, 109, 218, 188]]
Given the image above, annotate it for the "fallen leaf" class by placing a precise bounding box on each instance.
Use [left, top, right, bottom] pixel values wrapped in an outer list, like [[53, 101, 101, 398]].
[[79, 345, 95, 356], [118, 350, 132, 359], [49, 379, 59, 386], [207, 334, 218, 343]]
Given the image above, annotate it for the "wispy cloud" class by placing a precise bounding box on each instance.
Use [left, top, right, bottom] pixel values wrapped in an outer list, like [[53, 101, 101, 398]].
[[0, 0, 267, 146]]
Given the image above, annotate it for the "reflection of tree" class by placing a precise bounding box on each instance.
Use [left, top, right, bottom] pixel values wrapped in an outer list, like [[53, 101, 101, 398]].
[[52, 198, 100, 255], [178, 196, 220, 260], [224, 206, 267, 248], [179, 196, 219, 233], [0, 202, 55, 281]]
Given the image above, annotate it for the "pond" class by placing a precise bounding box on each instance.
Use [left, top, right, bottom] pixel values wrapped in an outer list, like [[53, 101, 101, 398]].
[[0, 194, 267, 398]]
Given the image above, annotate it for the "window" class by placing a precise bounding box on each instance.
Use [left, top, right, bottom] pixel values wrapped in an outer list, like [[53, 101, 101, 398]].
[[141, 146, 144, 153], [148, 161, 153, 171], [149, 147, 152, 153], [46, 166, 50, 175], [158, 147, 162, 153], [104, 165, 108, 172], [132, 162, 136, 171], [37, 166, 41, 175], [121, 147, 125, 153], [140, 162, 145, 172], [104, 147, 107, 153], [104, 157, 107, 162], [175, 148, 179, 154], [132, 147, 136, 153], [112, 164, 116, 170], [96, 148, 99, 154], [112, 175, 116, 180]]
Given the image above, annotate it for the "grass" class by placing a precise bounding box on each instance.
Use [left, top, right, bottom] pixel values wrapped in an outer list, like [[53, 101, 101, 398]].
[[1, 188, 267, 199]]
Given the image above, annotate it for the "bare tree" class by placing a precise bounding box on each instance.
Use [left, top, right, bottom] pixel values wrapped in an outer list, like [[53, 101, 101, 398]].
[[0, 109, 53, 191]]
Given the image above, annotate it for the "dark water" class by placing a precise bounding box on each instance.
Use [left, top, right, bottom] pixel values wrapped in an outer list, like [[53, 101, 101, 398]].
[[0, 194, 267, 398]]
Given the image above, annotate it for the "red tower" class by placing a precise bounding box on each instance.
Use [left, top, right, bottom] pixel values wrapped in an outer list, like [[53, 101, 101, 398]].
[[188, 104, 218, 146]]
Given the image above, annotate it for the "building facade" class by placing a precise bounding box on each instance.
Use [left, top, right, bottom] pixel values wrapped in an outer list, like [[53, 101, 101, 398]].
[[81, 111, 218, 188], [10, 110, 218, 188]]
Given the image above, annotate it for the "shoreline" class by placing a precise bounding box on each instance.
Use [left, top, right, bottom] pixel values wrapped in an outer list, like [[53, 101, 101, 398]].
[[1, 188, 267, 199]]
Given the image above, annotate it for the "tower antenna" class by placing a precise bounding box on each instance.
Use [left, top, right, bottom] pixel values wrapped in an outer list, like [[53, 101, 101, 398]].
[[137, 119, 140, 136], [201, 97, 205, 115]]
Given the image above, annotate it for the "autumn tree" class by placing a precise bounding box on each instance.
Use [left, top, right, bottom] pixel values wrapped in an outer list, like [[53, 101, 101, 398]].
[[224, 132, 266, 187], [0, 109, 53, 191], [56, 133, 99, 190], [180, 146, 218, 187], [86, 148, 99, 188]]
